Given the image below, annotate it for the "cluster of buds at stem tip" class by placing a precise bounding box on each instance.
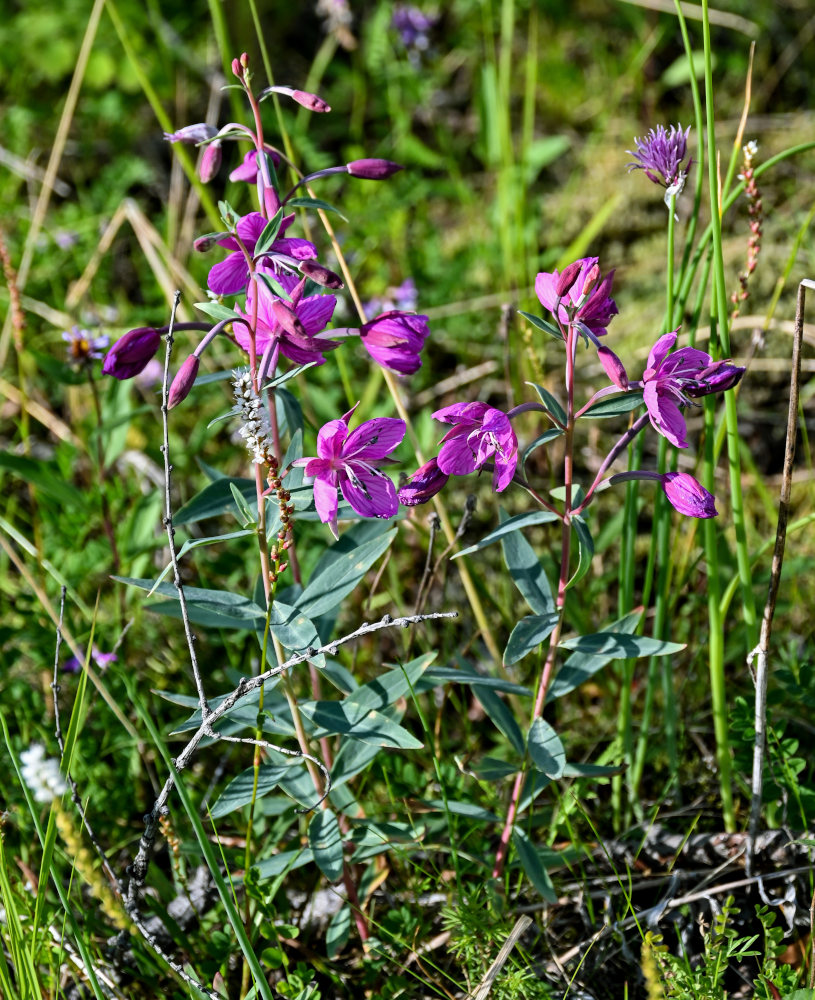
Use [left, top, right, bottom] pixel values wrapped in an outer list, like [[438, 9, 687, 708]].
[[731, 140, 762, 320]]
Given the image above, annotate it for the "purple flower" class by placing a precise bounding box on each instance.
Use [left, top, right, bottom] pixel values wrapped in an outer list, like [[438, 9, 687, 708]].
[[392, 5, 436, 50], [360, 310, 430, 375], [365, 277, 418, 316], [346, 159, 404, 180], [293, 406, 406, 537], [62, 326, 109, 365], [639, 331, 744, 448], [234, 271, 339, 366], [63, 647, 118, 673], [207, 212, 317, 296], [198, 140, 222, 183], [398, 458, 449, 506], [164, 123, 218, 144], [597, 345, 628, 390], [228, 148, 282, 184], [535, 257, 618, 338], [627, 124, 692, 190], [433, 401, 518, 492], [661, 472, 717, 518], [103, 327, 162, 380]]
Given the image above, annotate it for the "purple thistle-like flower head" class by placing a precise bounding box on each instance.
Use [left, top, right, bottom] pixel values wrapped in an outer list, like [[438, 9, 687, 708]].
[[62, 326, 109, 365], [535, 257, 618, 338], [433, 401, 518, 492], [639, 331, 745, 448], [661, 472, 717, 518], [360, 310, 430, 375], [234, 270, 339, 366], [103, 327, 162, 380], [293, 406, 406, 537], [207, 212, 318, 296], [398, 457, 449, 506], [627, 124, 692, 190]]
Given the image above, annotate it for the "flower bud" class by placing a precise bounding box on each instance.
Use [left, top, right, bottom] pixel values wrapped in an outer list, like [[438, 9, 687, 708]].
[[163, 124, 218, 144], [271, 299, 306, 338], [168, 355, 200, 409], [661, 472, 717, 519], [291, 89, 331, 113], [597, 345, 629, 390], [194, 232, 229, 253], [398, 458, 449, 506], [231, 57, 242, 79], [103, 327, 162, 380], [554, 260, 583, 298], [684, 361, 745, 398], [299, 260, 344, 289], [198, 140, 222, 183], [346, 159, 404, 180]]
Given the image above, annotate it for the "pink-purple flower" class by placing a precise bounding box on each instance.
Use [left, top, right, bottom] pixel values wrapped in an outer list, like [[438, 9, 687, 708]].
[[639, 331, 745, 448], [233, 271, 339, 366], [434, 401, 518, 492], [397, 458, 449, 506], [661, 472, 717, 518], [535, 257, 618, 338], [627, 124, 691, 190], [360, 310, 430, 375], [293, 407, 406, 537], [207, 212, 317, 296]]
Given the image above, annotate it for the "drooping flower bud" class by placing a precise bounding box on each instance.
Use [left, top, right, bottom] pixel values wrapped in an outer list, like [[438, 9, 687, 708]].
[[271, 299, 306, 338], [194, 232, 229, 253], [102, 327, 162, 380], [168, 355, 200, 409], [398, 458, 449, 507], [661, 472, 717, 518], [198, 140, 222, 183], [597, 345, 629, 390], [299, 260, 344, 289], [163, 124, 218, 144], [554, 260, 583, 298], [346, 159, 404, 180], [291, 89, 331, 113]]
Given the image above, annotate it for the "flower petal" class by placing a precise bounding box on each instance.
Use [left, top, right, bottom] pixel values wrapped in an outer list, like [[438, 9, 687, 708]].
[[313, 475, 339, 526], [316, 418, 349, 460], [343, 417, 406, 460], [207, 252, 249, 295], [645, 331, 677, 374], [437, 434, 479, 476], [340, 466, 398, 518], [644, 383, 689, 448]]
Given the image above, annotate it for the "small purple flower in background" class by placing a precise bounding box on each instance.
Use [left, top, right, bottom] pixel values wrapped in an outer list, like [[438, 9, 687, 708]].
[[135, 358, 163, 390], [661, 472, 717, 518], [54, 230, 79, 250], [293, 406, 406, 537], [103, 327, 162, 380], [398, 457, 449, 506], [392, 5, 436, 51], [535, 257, 618, 338], [628, 124, 692, 196], [207, 212, 317, 296], [63, 647, 118, 673], [234, 270, 339, 366], [360, 310, 430, 375], [638, 331, 745, 448], [434, 401, 518, 492], [62, 326, 109, 366], [365, 277, 418, 317]]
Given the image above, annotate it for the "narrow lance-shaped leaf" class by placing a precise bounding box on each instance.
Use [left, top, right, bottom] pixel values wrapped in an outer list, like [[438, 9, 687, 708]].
[[527, 718, 566, 778], [500, 508, 555, 615]]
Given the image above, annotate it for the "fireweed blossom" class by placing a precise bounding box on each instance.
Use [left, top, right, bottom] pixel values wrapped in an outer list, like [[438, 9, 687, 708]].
[[433, 401, 518, 492], [534, 257, 618, 338], [636, 331, 745, 448], [628, 124, 692, 203], [397, 458, 449, 506], [359, 310, 430, 375], [233, 270, 339, 367], [207, 212, 317, 296], [293, 407, 406, 537]]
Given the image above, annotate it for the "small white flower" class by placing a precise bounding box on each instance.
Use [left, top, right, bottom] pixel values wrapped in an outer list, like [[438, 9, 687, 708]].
[[232, 371, 273, 464], [19, 744, 68, 804]]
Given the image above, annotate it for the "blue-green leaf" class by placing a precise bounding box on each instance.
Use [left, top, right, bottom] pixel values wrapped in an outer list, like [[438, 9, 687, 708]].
[[559, 632, 685, 657], [512, 829, 557, 902], [288, 196, 348, 222], [298, 701, 422, 750], [194, 300, 242, 323], [419, 668, 531, 697], [252, 849, 313, 881], [345, 654, 434, 711], [453, 511, 560, 559], [562, 762, 623, 778], [472, 686, 525, 755], [566, 514, 594, 590], [522, 428, 564, 470], [296, 529, 396, 617], [581, 392, 644, 419], [420, 799, 499, 821], [518, 312, 563, 342], [253, 209, 283, 256], [504, 613, 560, 666], [210, 760, 300, 819], [527, 718, 565, 778], [113, 576, 265, 620], [175, 477, 256, 524], [500, 508, 555, 615], [308, 809, 343, 882], [547, 610, 642, 702], [326, 904, 351, 959], [527, 382, 567, 425]]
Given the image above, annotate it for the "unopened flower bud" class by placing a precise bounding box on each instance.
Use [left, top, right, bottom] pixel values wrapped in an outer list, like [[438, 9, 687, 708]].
[[231, 57, 242, 79], [684, 361, 745, 398], [271, 299, 306, 338], [198, 140, 222, 183], [398, 458, 449, 507], [103, 327, 162, 380], [291, 89, 331, 113], [580, 263, 601, 298], [168, 355, 200, 409], [163, 124, 218, 144], [662, 472, 717, 518], [554, 260, 583, 298], [346, 158, 404, 180], [299, 260, 344, 289], [194, 232, 228, 253], [597, 345, 628, 390]]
